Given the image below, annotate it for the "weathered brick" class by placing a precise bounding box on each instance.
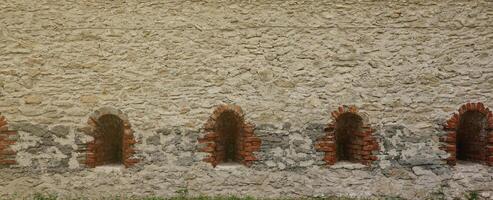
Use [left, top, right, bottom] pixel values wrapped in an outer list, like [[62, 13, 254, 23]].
[[83, 109, 138, 168], [316, 106, 378, 166], [0, 115, 17, 167], [199, 105, 261, 167], [443, 103, 493, 166]]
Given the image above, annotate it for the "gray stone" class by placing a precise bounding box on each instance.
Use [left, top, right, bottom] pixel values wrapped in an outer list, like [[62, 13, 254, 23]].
[[11, 123, 51, 138], [257, 124, 277, 131], [18, 107, 46, 116], [175, 156, 194, 166], [282, 122, 291, 130], [146, 134, 161, 145], [305, 123, 325, 131], [51, 125, 70, 138], [156, 128, 172, 135], [58, 145, 73, 155], [412, 166, 436, 176]]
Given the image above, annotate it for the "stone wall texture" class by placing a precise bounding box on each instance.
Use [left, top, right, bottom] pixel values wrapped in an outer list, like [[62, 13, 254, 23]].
[[1, 0, 493, 199]]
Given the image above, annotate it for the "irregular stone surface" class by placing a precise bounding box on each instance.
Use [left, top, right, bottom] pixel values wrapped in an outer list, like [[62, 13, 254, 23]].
[[0, 0, 492, 199], [50, 125, 70, 138], [80, 95, 98, 104], [24, 95, 43, 105]]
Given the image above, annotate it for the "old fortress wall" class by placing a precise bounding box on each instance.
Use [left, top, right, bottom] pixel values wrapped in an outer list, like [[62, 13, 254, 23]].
[[1, 0, 493, 199]]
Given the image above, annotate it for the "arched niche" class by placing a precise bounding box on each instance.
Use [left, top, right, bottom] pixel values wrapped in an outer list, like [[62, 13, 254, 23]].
[[84, 107, 138, 168], [442, 102, 493, 166], [315, 105, 379, 166], [199, 105, 261, 167]]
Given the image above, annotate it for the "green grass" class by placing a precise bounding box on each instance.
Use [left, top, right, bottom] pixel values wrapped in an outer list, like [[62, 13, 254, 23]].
[[465, 191, 479, 200]]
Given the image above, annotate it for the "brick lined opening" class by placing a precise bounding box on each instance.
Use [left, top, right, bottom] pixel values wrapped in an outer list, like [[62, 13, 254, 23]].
[[335, 112, 364, 161], [0, 114, 17, 166], [315, 105, 379, 166], [84, 107, 139, 168], [94, 114, 124, 165], [199, 105, 261, 167], [442, 102, 493, 166], [216, 111, 242, 162], [457, 111, 487, 161]]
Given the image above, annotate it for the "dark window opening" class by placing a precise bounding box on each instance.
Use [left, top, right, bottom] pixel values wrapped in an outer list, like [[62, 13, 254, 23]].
[[216, 111, 241, 163], [95, 114, 124, 165], [456, 111, 488, 162], [335, 112, 363, 161]]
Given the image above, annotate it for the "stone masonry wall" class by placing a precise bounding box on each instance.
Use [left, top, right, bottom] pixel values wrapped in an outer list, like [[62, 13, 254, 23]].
[[1, 0, 493, 199]]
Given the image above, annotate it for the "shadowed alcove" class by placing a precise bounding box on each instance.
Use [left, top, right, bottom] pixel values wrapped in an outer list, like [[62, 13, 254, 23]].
[[315, 105, 379, 166], [335, 112, 364, 162], [94, 114, 124, 165], [456, 111, 488, 162], [215, 110, 242, 163], [199, 105, 261, 167], [84, 107, 139, 168], [442, 102, 493, 166]]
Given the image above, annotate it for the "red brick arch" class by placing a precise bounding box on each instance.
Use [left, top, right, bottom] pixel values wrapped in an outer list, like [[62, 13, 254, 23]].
[[441, 102, 493, 166], [85, 107, 138, 168], [199, 105, 261, 167], [0, 114, 17, 166], [315, 105, 379, 166]]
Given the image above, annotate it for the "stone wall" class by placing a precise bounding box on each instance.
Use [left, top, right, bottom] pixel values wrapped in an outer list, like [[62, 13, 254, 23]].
[[1, 0, 493, 199]]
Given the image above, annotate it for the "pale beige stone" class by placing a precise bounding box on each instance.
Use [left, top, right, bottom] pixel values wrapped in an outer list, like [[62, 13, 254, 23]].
[[24, 95, 42, 105], [80, 95, 98, 104]]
